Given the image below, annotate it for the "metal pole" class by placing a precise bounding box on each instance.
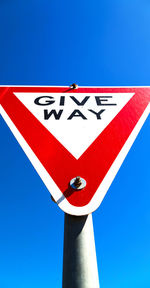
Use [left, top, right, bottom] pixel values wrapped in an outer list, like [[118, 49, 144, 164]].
[[62, 213, 100, 288]]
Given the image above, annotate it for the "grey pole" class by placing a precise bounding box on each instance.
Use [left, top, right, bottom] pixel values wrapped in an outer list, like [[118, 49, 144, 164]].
[[62, 213, 100, 288]]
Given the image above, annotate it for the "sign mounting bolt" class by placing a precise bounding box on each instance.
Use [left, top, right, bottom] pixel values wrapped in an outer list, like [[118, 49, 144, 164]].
[[70, 83, 78, 89], [70, 176, 86, 190]]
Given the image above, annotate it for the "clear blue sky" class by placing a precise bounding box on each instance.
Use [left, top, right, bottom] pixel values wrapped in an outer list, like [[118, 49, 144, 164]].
[[0, 1, 150, 287]]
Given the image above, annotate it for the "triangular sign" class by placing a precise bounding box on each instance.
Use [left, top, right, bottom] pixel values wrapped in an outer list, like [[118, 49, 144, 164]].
[[0, 86, 149, 215]]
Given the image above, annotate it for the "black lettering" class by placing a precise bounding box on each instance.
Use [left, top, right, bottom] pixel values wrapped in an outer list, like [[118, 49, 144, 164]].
[[88, 109, 105, 119], [95, 96, 116, 106], [34, 96, 55, 106], [70, 96, 90, 106], [68, 110, 87, 120], [44, 109, 63, 120], [59, 96, 65, 106]]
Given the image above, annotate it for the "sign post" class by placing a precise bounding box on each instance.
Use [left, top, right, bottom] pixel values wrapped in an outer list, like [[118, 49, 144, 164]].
[[62, 213, 99, 288]]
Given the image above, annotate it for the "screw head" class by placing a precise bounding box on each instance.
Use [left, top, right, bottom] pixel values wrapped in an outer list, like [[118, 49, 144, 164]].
[[70, 83, 78, 89], [70, 176, 86, 190]]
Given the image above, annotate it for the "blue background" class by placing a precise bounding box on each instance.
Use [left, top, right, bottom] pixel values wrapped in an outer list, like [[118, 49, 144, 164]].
[[0, 1, 150, 287]]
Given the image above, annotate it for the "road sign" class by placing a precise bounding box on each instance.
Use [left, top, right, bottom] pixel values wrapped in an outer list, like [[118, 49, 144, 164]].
[[0, 86, 149, 215]]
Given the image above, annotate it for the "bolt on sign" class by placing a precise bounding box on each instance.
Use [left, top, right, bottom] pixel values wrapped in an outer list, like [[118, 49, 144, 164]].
[[0, 86, 149, 215]]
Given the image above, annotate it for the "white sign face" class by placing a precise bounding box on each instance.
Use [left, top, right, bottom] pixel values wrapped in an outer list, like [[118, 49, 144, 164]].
[[14, 92, 134, 159]]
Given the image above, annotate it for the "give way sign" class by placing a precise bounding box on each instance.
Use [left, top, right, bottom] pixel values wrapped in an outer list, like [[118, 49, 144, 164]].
[[0, 86, 149, 215]]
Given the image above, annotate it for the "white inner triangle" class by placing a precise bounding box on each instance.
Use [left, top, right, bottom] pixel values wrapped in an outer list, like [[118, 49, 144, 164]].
[[14, 92, 134, 159]]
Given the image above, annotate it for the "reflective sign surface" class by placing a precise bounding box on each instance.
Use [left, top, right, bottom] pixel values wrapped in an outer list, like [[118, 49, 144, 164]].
[[0, 86, 149, 215]]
